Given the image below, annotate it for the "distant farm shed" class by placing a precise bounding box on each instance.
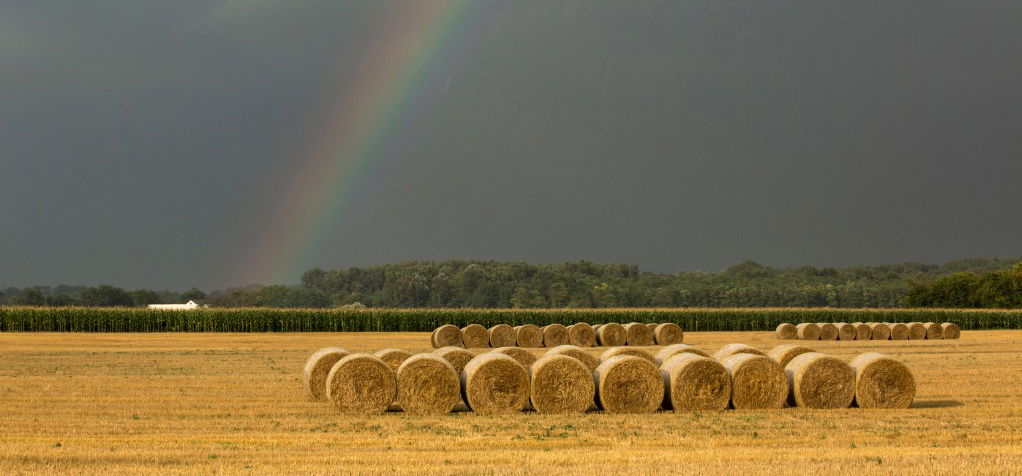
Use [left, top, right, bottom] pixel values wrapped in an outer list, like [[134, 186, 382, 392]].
[[147, 300, 202, 310]]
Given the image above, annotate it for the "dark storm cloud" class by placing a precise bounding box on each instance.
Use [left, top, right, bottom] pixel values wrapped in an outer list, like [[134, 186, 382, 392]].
[[3, 1, 1022, 290]]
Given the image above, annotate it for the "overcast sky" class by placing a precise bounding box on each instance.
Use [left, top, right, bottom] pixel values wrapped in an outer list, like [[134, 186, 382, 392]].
[[3, 1, 1022, 290]]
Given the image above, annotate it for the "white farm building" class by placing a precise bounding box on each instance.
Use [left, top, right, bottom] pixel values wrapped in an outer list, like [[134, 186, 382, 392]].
[[147, 300, 201, 310]]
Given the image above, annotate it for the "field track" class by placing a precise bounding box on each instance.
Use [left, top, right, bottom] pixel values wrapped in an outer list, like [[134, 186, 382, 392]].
[[1, 331, 1021, 474]]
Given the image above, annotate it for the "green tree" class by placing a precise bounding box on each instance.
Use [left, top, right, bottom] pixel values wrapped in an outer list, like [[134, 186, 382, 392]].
[[79, 285, 134, 307], [181, 287, 207, 302]]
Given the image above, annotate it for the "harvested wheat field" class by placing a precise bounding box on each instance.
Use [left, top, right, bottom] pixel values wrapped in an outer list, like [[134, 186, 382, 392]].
[[0, 331, 1021, 474]]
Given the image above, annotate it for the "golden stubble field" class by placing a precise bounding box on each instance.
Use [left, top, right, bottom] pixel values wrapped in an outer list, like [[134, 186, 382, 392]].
[[1, 331, 1021, 475]]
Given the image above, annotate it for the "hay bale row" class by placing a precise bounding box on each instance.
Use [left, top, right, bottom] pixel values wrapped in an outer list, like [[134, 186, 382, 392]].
[[302, 343, 915, 415], [777, 321, 961, 340], [433, 322, 684, 348]]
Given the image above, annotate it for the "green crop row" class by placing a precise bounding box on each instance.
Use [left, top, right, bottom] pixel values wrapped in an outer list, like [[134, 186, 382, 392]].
[[0, 307, 1020, 332]]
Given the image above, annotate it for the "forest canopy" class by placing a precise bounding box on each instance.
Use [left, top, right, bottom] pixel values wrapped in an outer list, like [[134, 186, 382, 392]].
[[3, 257, 1019, 309]]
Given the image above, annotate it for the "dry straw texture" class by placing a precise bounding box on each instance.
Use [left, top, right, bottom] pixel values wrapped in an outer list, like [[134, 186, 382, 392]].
[[432, 325, 464, 349], [433, 346, 476, 375], [623, 322, 655, 346], [660, 353, 731, 411], [325, 354, 396, 415], [923, 322, 943, 340], [722, 353, 788, 409], [768, 344, 816, 369], [302, 347, 351, 401], [852, 322, 873, 340], [849, 352, 916, 409], [545, 345, 599, 372], [595, 322, 627, 347], [653, 323, 684, 345], [835, 322, 856, 341], [712, 343, 765, 362], [542, 324, 569, 347], [785, 352, 855, 409], [567, 323, 597, 347], [594, 356, 664, 414], [373, 348, 413, 372], [462, 324, 490, 348], [513, 324, 544, 348], [529, 354, 594, 414], [889, 323, 909, 340], [491, 346, 538, 369], [488, 324, 517, 348], [460, 353, 530, 415], [655, 344, 710, 366], [907, 322, 927, 340], [395, 354, 460, 415], [869, 322, 891, 340], [796, 323, 821, 340], [775, 323, 798, 340], [941, 322, 961, 339], [818, 323, 839, 340], [645, 323, 658, 333], [600, 346, 655, 364]]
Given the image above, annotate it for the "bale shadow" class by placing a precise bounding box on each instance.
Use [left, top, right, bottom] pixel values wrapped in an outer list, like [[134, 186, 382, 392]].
[[911, 399, 963, 409]]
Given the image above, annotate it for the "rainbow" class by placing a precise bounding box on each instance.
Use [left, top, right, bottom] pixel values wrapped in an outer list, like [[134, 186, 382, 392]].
[[233, 0, 489, 286]]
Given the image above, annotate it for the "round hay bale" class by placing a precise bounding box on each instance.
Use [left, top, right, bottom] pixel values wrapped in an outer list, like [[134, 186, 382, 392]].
[[775, 323, 798, 340], [488, 324, 517, 347], [712, 343, 765, 362], [623, 322, 655, 346], [721, 354, 788, 409], [529, 354, 594, 414], [542, 324, 569, 347], [645, 323, 658, 334], [325, 354, 396, 415], [595, 322, 627, 347], [433, 346, 475, 374], [785, 352, 855, 409], [302, 347, 351, 401], [654, 344, 710, 366], [906, 322, 926, 340], [460, 353, 530, 414], [818, 323, 838, 340], [661, 353, 731, 411], [432, 324, 464, 348], [513, 324, 544, 348], [594, 356, 663, 413], [767, 344, 816, 369], [796, 323, 821, 340], [600, 346, 656, 365], [395, 354, 460, 415], [462, 324, 490, 348], [374, 348, 414, 372], [889, 323, 909, 340], [852, 322, 872, 340], [835, 322, 856, 341], [491, 346, 538, 369], [941, 322, 961, 339], [653, 323, 684, 345], [545, 344, 599, 372], [567, 323, 597, 347], [849, 352, 916, 409], [922, 322, 943, 340], [869, 322, 891, 340]]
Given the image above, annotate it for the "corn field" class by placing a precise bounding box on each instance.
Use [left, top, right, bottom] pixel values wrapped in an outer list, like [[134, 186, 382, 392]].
[[0, 307, 1020, 332]]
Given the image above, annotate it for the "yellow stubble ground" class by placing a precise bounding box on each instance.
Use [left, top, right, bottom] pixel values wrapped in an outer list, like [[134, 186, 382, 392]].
[[0, 330, 1020, 475]]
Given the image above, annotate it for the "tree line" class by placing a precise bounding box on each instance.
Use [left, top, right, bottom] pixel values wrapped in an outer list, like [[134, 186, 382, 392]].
[[905, 263, 1022, 308], [0, 285, 206, 308], [3, 257, 1019, 309]]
